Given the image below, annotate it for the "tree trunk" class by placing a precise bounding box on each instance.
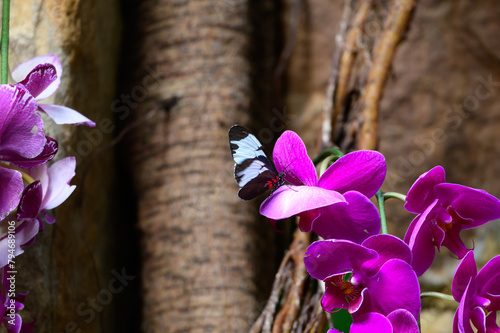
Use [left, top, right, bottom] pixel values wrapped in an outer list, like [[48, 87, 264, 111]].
[[123, 1, 277, 331]]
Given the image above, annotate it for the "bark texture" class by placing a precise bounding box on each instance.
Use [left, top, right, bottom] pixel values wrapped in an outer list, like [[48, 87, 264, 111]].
[[7, 1, 121, 332], [125, 1, 277, 331]]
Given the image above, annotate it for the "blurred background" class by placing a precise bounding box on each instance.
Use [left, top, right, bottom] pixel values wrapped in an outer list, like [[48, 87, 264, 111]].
[[5, 0, 500, 332]]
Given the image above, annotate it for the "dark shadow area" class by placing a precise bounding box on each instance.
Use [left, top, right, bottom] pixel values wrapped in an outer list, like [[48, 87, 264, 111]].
[[109, 0, 144, 331]]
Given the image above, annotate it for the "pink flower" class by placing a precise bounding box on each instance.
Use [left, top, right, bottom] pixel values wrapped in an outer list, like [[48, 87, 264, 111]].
[[452, 251, 500, 333], [0, 157, 76, 268], [404, 166, 500, 276], [260, 130, 385, 243], [12, 55, 95, 127], [304, 235, 421, 320]]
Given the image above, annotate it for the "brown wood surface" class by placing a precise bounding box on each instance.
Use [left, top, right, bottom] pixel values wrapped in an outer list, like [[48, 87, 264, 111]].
[[125, 1, 275, 331]]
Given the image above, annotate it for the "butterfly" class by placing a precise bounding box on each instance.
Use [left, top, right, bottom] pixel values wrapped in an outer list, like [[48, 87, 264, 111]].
[[228, 125, 286, 201]]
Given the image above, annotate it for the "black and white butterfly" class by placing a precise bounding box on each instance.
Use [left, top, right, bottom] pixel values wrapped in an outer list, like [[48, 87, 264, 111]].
[[228, 125, 285, 201]]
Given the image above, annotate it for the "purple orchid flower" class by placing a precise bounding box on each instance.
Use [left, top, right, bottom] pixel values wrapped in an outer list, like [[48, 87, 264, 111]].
[[304, 234, 421, 321], [404, 166, 500, 276], [0, 267, 35, 333], [0, 84, 47, 220], [12, 55, 95, 127], [0, 157, 76, 268], [0, 81, 58, 170], [259, 130, 385, 243], [452, 251, 500, 333]]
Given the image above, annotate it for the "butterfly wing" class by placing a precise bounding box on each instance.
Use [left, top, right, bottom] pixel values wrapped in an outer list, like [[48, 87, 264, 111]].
[[234, 159, 277, 200], [229, 125, 278, 200]]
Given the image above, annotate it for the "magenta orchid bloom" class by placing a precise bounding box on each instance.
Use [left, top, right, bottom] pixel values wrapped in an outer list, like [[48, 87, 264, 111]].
[[0, 157, 76, 268], [0, 84, 46, 220], [304, 234, 421, 320], [12, 55, 95, 127], [259, 130, 385, 243], [404, 166, 500, 276], [452, 251, 500, 333], [0, 267, 35, 333]]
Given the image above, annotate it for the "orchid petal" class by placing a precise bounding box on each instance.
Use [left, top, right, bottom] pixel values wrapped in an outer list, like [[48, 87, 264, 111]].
[[0, 85, 45, 160], [312, 191, 380, 243], [435, 183, 500, 225], [322, 273, 351, 312], [16, 181, 43, 220], [477, 256, 500, 310], [471, 306, 487, 333], [404, 166, 445, 214], [8, 135, 58, 169], [259, 185, 346, 220], [477, 255, 500, 289], [387, 309, 420, 333], [485, 312, 500, 332], [39, 104, 95, 127], [350, 313, 392, 333], [273, 131, 317, 186], [4, 314, 22, 333], [0, 168, 23, 221], [452, 251, 477, 302], [404, 200, 439, 276], [0, 220, 39, 268], [43, 157, 76, 210], [349, 287, 367, 314], [16, 64, 57, 99], [318, 150, 386, 197], [454, 278, 475, 333], [441, 222, 469, 259], [364, 259, 421, 319], [304, 239, 377, 281], [297, 209, 320, 233], [361, 234, 412, 276], [12, 55, 62, 100]]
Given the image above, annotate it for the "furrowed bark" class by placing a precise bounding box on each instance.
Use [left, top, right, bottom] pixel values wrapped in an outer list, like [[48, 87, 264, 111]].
[[126, 1, 271, 331]]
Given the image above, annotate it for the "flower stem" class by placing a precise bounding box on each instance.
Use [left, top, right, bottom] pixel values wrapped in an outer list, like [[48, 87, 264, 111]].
[[1, 0, 10, 84], [319, 155, 337, 175], [312, 148, 344, 166], [376, 190, 388, 234], [383, 191, 406, 202], [420, 291, 455, 302]]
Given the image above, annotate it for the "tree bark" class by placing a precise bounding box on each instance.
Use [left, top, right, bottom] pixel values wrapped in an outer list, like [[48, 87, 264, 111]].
[[125, 1, 276, 331], [6, 0, 121, 332]]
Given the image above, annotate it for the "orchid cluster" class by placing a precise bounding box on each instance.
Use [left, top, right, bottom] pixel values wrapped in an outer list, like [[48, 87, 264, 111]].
[[0, 55, 94, 332], [258, 130, 500, 333]]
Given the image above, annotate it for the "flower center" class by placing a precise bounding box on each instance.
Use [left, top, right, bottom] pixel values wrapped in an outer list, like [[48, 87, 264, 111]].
[[330, 274, 361, 302], [436, 219, 453, 232], [435, 205, 460, 232]]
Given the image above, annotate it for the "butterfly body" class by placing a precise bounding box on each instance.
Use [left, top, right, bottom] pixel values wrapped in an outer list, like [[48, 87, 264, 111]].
[[229, 125, 285, 201]]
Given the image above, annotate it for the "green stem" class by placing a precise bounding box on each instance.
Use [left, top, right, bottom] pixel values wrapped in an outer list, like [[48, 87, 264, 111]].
[[1, 0, 10, 84], [420, 292, 456, 302], [376, 190, 388, 234], [383, 191, 406, 202], [320, 155, 337, 175], [312, 148, 344, 166]]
